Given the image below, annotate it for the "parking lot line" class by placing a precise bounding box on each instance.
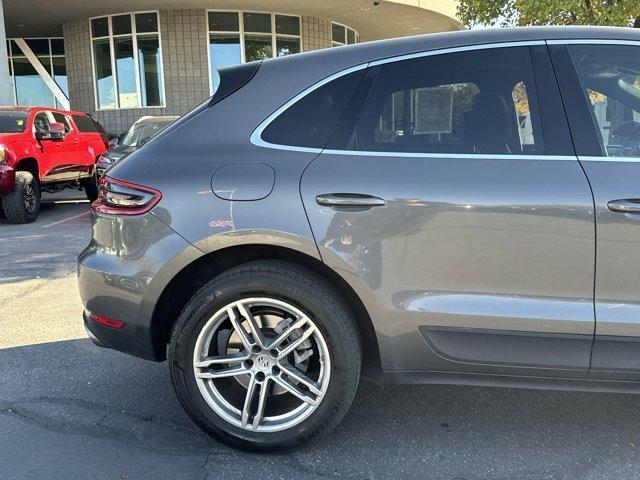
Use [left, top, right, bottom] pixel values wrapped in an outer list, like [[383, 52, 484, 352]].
[[41, 211, 89, 229]]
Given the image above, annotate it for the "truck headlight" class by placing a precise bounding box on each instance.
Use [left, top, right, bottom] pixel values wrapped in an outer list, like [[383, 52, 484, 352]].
[[0, 145, 7, 164]]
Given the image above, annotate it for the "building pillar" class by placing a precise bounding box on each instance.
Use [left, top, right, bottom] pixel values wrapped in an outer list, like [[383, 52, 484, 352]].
[[0, 0, 13, 106]]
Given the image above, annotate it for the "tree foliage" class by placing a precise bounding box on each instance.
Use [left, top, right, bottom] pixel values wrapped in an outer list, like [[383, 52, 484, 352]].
[[457, 0, 640, 28]]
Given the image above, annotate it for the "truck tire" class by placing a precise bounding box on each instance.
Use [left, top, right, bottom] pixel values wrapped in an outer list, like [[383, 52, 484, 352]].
[[81, 173, 99, 202], [1, 171, 40, 224]]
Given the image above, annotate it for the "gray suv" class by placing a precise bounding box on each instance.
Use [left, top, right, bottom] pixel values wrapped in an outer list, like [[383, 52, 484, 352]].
[[79, 26, 640, 450]]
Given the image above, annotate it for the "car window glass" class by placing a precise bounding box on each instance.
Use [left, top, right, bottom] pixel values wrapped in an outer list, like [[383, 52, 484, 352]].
[[51, 112, 72, 133], [72, 114, 99, 133], [356, 46, 545, 155], [261, 68, 366, 149], [568, 44, 640, 158], [121, 122, 169, 147], [33, 112, 50, 133]]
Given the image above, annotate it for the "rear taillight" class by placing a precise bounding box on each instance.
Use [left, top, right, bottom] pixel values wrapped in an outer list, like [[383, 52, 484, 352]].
[[92, 176, 162, 215]]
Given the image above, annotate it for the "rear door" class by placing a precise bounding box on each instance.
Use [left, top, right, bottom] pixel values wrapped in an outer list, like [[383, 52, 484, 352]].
[[296, 45, 596, 376], [551, 41, 640, 380], [50, 111, 88, 167]]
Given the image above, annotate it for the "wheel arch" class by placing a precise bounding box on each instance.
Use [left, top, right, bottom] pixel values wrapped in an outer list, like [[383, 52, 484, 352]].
[[149, 243, 382, 382], [14, 157, 39, 180]]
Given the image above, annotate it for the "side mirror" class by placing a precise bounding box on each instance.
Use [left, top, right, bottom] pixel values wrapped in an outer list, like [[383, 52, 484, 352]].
[[108, 137, 119, 147], [47, 122, 66, 141]]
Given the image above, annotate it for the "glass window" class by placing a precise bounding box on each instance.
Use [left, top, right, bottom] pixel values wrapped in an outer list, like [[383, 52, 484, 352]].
[[244, 35, 272, 62], [275, 15, 299, 36], [114, 37, 138, 108], [51, 112, 71, 132], [355, 47, 544, 155], [33, 112, 50, 133], [208, 11, 239, 31], [276, 37, 300, 57], [347, 29, 356, 45], [569, 44, 640, 158], [0, 111, 28, 133], [26, 39, 49, 55], [261, 69, 366, 148], [135, 12, 158, 33], [91, 17, 109, 38], [52, 57, 67, 97], [243, 12, 271, 33], [13, 57, 55, 107], [207, 11, 302, 93], [50, 39, 65, 55], [7, 37, 66, 108], [112, 14, 132, 35], [93, 39, 116, 108], [209, 34, 241, 91], [90, 12, 164, 109], [137, 36, 164, 107], [332, 23, 346, 44], [72, 114, 100, 132], [10, 40, 23, 56]]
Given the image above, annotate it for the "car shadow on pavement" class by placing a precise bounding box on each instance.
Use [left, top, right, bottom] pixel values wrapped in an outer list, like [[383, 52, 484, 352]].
[[3, 338, 640, 479]]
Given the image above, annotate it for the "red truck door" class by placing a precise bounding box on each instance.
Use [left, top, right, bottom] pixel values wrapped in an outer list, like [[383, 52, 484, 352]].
[[32, 111, 56, 179], [51, 111, 91, 167]]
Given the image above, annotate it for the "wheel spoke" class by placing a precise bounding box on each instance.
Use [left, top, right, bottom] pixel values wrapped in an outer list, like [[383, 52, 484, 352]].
[[195, 352, 248, 369], [252, 378, 271, 429], [269, 316, 309, 350], [236, 302, 266, 348], [272, 373, 319, 406], [227, 306, 254, 351], [278, 363, 323, 396], [277, 326, 315, 361], [196, 364, 250, 379], [241, 374, 258, 428]]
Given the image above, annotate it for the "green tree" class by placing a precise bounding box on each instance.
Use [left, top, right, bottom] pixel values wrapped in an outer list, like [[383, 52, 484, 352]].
[[457, 0, 640, 28]]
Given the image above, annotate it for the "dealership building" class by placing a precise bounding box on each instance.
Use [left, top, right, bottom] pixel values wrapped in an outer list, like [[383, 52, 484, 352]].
[[0, 1, 461, 133]]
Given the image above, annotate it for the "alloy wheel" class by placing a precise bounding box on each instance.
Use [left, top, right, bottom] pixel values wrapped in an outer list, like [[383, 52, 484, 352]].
[[23, 182, 36, 213], [192, 297, 331, 432]]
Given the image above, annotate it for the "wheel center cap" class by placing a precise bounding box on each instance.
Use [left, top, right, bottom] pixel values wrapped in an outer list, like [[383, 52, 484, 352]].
[[255, 353, 273, 371]]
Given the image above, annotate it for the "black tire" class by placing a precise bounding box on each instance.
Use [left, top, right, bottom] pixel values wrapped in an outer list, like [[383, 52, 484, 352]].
[[168, 260, 361, 451], [81, 173, 99, 202], [1, 171, 40, 224]]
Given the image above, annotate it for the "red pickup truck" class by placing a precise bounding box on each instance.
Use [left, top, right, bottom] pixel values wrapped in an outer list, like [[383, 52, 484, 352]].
[[0, 106, 109, 224]]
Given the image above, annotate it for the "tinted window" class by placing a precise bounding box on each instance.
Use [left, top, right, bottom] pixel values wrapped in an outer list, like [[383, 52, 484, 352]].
[[356, 47, 544, 155], [569, 44, 640, 158], [261, 69, 366, 149], [72, 114, 100, 132], [51, 112, 71, 132], [0, 111, 28, 133], [33, 112, 50, 133]]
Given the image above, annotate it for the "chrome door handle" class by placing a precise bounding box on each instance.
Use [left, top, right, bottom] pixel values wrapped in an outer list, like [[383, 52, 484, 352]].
[[316, 193, 386, 208], [607, 199, 640, 214]]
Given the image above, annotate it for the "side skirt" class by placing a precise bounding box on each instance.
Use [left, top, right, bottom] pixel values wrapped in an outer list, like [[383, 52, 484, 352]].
[[385, 370, 640, 394]]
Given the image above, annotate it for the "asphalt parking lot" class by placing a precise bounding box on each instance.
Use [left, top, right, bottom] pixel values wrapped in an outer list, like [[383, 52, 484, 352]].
[[2, 197, 640, 479]]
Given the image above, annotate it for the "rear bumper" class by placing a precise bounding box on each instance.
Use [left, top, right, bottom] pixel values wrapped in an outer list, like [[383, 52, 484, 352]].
[[0, 164, 15, 194], [83, 309, 158, 360], [78, 210, 203, 361]]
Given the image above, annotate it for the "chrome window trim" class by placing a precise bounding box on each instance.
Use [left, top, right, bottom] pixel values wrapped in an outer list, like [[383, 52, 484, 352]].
[[580, 156, 640, 163], [250, 63, 368, 153], [249, 38, 636, 159], [322, 150, 576, 161], [546, 39, 640, 46]]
